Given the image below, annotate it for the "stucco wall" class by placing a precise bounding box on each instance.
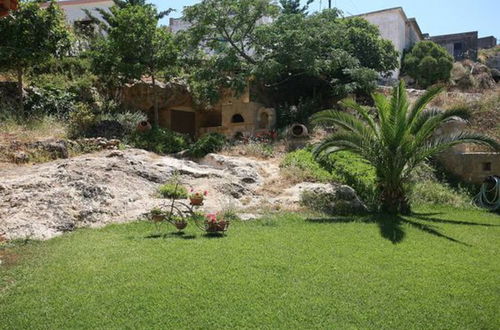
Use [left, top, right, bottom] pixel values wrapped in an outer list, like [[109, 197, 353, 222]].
[[360, 9, 410, 78], [49, 0, 113, 24]]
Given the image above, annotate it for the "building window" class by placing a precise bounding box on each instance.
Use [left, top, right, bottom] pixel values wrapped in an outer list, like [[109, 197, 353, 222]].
[[231, 114, 245, 123], [483, 162, 492, 171]]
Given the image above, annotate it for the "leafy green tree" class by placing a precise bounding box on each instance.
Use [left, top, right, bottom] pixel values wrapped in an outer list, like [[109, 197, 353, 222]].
[[279, 0, 313, 15], [403, 41, 454, 88], [89, 5, 178, 127], [0, 0, 71, 115], [178, 0, 279, 106], [252, 9, 398, 106], [180, 3, 399, 110], [311, 81, 499, 214]]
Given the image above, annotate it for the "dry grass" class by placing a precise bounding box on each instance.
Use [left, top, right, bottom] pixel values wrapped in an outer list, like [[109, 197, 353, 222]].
[[0, 116, 67, 145]]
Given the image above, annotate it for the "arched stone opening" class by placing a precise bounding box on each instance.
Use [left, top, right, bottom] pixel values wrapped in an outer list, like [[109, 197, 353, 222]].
[[231, 114, 245, 123]]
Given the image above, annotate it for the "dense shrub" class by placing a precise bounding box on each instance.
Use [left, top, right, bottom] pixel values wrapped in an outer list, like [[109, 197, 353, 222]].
[[318, 151, 377, 207], [128, 128, 188, 154], [158, 183, 188, 199], [24, 87, 77, 119], [67, 103, 96, 138], [403, 41, 454, 88], [189, 133, 226, 158]]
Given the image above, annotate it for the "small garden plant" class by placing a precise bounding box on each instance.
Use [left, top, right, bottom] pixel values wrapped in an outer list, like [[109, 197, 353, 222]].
[[158, 183, 188, 199]]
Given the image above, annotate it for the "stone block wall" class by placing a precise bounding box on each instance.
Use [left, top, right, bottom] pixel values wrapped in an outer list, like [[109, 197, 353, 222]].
[[439, 152, 500, 184]]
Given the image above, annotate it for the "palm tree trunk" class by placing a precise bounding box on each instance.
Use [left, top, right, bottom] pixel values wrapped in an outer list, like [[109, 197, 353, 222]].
[[151, 74, 159, 128], [17, 66, 24, 117], [379, 184, 411, 215]]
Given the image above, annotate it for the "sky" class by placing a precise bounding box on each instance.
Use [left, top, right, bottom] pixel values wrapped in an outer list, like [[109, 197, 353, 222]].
[[150, 0, 499, 40]]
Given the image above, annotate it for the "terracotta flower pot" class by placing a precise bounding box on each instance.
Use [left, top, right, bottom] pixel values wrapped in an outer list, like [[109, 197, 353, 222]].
[[175, 221, 188, 230], [190, 197, 204, 206], [137, 121, 152, 132], [217, 221, 228, 232], [205, 221, 229, 233]]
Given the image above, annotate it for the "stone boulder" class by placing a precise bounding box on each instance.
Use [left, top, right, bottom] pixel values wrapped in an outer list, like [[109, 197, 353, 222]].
[[279, 182, 368, 215]]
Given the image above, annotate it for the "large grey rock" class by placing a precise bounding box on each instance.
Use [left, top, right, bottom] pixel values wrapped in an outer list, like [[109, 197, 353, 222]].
[[280, 182, 368, 215], [0, 149, 367, 240]]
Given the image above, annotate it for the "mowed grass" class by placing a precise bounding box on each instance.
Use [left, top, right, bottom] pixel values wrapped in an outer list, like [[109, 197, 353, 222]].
[[1, 206, 499, 329]]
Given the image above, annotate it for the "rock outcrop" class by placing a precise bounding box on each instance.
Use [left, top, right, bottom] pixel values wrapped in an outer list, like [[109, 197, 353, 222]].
[[0, 149, 367, 240]]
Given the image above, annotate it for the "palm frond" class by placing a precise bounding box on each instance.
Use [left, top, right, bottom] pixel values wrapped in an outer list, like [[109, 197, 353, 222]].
[[407, 85, 444, 127], [339, 98, 379, 137], [310, 110, 376, 139], [412, 132, 499, 165], [412, 107, 472, 148], [312, 132, 365, 159]]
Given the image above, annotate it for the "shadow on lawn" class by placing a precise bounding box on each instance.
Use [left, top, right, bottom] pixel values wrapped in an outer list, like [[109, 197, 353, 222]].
[[144, 232, 197, 240], [306, 213, 499, 245]]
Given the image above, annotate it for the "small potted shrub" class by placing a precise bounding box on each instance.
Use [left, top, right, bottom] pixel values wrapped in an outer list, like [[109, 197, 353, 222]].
[[150, 207, 166, 223], [189, 189, 208, 206], [171, 215, 188, 231], [204, 213, 229, 233]]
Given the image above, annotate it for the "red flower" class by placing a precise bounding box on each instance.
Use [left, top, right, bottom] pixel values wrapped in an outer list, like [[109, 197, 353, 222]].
[[204, 191, 208, 196]]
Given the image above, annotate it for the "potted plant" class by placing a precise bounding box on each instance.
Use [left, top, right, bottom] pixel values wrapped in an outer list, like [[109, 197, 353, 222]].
[[150, 207, 165, 223], [204, 213, 229, 233], [189, 189, 208, 206], [171, 215, 188, 230]]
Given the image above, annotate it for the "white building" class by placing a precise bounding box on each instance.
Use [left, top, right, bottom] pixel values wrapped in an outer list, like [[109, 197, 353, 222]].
[[356, 7, 424, 78], [42, 0, 113, 26]]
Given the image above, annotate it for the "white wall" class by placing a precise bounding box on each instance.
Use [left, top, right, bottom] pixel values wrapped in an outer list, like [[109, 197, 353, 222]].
[[58, 1, 113, 25], [361, 10, 407, 78]]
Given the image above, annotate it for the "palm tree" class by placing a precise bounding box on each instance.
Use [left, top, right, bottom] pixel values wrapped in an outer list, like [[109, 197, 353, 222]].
[[311, 81, 499, 214]]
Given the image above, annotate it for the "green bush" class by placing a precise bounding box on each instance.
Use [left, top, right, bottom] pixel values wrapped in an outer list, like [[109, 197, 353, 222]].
[[403, 41, 454, 88], [189, 133, 226, 158], [280, 149, 336, 183], [158, 183, 188, 199], [128, 128, 188, 154], [24, 86, 77, 119], [318, 151, 377, 206], [67, 103, 97, 138]]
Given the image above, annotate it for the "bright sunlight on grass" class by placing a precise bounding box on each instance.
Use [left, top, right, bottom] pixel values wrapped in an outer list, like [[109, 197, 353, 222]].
[[1, 206, 499, 329]]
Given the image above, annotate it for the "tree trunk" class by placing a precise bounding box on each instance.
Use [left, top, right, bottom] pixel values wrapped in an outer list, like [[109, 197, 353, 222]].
[[151, 74, 159, 128], [379, 184, 411, 215], [17, 66, 24, 117]]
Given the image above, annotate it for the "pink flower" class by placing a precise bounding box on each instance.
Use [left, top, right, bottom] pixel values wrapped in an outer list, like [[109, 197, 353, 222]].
[[204, 191, 208, 196]]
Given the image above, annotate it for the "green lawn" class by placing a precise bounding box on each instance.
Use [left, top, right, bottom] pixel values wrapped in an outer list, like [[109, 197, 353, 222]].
[[1, 206, 499, 329]]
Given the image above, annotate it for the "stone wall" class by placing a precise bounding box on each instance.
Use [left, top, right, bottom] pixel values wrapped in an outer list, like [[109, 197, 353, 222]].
[[435, 117, 499, 184], [439, 152, 500, 184]]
